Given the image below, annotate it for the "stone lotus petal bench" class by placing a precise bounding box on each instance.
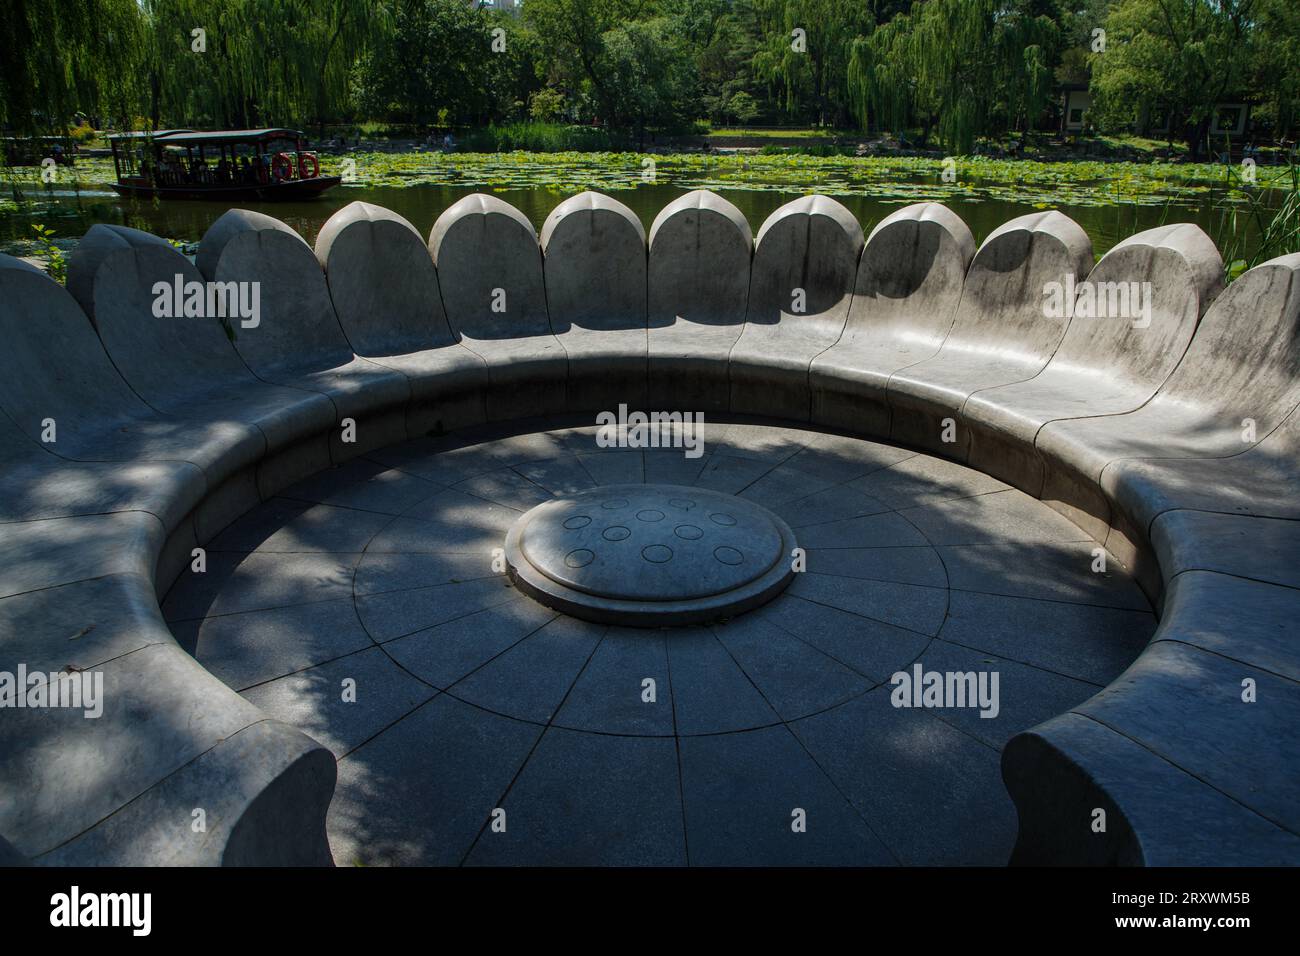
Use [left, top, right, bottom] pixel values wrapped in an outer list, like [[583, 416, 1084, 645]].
[[0, 253, 336, 866], [1036, 251, 1300, 583], [0, 254, 221, 527], [0, 191, 1296, 866], [0, 405, 191, 526], [315, 201, 489, 435], [887, 210, 1095, 457], [809, 202, 975, 435], [1110, 405, 1300, 526], [430, 194, 567, 421], [730, 195, 863, 420], [71, 225, 342, 457], [541, 191, 649, 411], [67, 225, 342, 535], [647, 189, 753, 411], [198, 208, 412, 462], [962, 222, 1223, 496], [1004, 513, 1300, 865]]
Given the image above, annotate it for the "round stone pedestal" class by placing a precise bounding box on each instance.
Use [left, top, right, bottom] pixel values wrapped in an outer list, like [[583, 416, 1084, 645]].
[[504, 483, 798, 626]]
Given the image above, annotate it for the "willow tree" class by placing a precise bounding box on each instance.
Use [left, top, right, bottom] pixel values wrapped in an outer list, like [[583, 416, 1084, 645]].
[[143, 0, 286, 128], [752, 0, 870, 125], [0, 0, 146, 133], [139, 0, 389, 130], [303, 0, 394, 134], [848, 0, 1058, 152]]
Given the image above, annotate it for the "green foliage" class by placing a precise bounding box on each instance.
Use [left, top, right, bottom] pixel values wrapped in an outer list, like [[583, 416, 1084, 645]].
[[848, 0, 1058, 153], [1, 0, 1295, 149], [524, 0, 640, 125], [1216, 157, 1300, 280], [752, 0, 870, 126], [726, 92, 761, 126], [601, 18, 701, 135], [140, 0, 392, 130], [356, 0, 530, 127], [0, 0, 145, 134], [758, 143, 856, 156], [30, 224, 67, 283], [1090, 0, 1257, 157], [523, 0, 710, 132], [458, 123, 623, 152], [529, 88, 568, 123], [1250, 0, 1300, 138], [0, 0, 391, 133]]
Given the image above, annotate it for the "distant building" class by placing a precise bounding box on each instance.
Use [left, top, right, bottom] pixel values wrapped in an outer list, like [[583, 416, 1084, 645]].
[[1210, 103, 1250, 137], [1061, 84, 1253, 140], [1061, 86, 1091, 133], [1138, 101, 1252, 139]]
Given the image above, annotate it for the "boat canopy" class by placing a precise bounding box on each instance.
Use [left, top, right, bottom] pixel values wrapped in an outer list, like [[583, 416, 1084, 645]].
[[107, 130, 194, 141], [108, 129, 308, 146]]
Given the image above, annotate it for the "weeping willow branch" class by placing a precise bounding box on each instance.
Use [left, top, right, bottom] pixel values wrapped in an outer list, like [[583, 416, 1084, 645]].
[[848, 0, 1058, 153]]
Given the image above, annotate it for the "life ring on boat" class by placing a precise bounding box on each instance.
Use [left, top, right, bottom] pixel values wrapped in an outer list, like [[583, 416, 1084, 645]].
[[298, 152, 319, 179], [271, 152, 293, 182]]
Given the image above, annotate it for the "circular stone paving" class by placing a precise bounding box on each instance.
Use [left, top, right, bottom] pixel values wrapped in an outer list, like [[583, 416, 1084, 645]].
[[505, 484, 797, 625], [164, 418, 1157, 867]]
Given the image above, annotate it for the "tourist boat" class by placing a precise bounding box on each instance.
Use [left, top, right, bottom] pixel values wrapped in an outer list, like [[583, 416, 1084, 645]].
[[108, 128, 341, 200], [1, 135, 79, 167]]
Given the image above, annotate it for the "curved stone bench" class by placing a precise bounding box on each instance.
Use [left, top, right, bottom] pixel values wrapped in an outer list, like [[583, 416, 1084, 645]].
[[1037, 251, 1300, 586], [0, 254, 335, 865], [730, 195, 863, 420], [541, 191, 648, 411], [1004, 521, 1300, 864], [68, 224, 341, 542], [315, 201, 488, 435], [0, 394, 188, 526], [198, 208, 411, 462], [1111, 404, 1300, 524], [430, 194, 566, 420], [887, 210, 1095, 457], [0, 254, 216, 528], [1, 191, 1296, 867], [647, 189, 753, 411], [962, 223, 1222, 497], [809, 202, 975, 435]]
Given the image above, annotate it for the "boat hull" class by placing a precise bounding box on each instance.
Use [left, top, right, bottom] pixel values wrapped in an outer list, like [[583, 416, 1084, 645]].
[[110, 176, 342, 201]]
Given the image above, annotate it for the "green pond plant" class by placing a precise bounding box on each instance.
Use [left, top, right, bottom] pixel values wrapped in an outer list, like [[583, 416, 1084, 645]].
[[30, 223, 67, 284], [1, 149, 1293, 281]]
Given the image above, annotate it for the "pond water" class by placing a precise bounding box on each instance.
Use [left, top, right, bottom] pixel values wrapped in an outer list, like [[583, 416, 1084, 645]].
[[0, 154, 1262, 261]]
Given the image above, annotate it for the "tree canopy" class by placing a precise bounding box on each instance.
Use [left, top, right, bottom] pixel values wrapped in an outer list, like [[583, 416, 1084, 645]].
[[2, 0, 1295, 154]]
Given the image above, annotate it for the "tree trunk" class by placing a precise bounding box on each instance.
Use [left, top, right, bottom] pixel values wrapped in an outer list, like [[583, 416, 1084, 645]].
[[1187, 116, 1211, 161]]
